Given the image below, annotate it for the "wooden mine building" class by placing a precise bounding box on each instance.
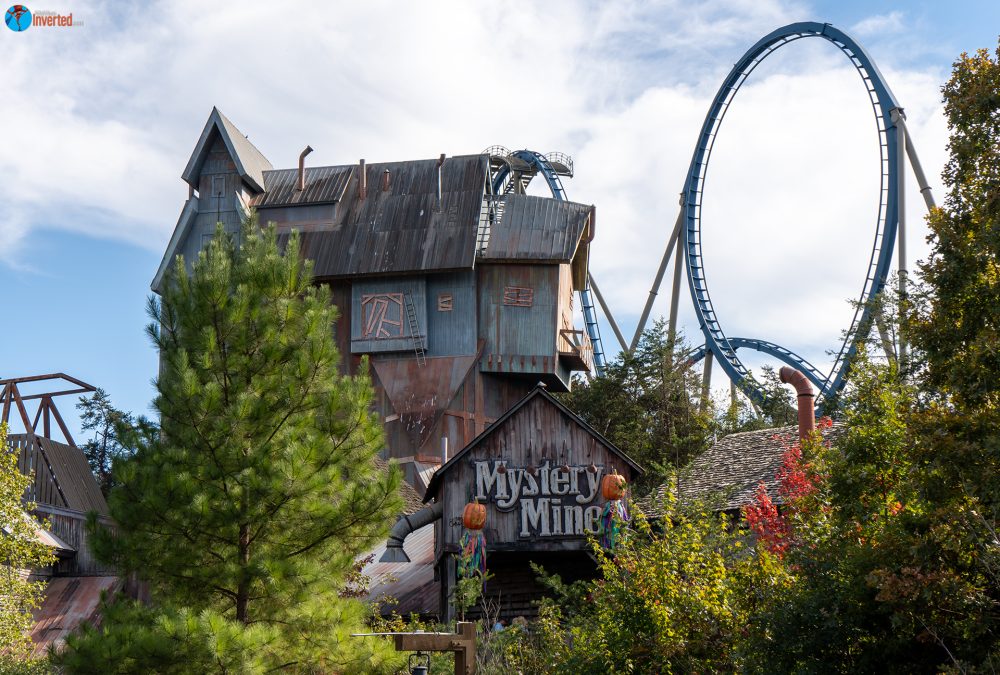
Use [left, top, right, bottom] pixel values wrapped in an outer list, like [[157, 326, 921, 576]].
[[155, 109, 637, 621]]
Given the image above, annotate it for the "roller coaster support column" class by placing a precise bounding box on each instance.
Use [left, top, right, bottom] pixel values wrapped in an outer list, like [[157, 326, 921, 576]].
[[894, 114, 937, 211], [589, 273, 628, 352], [632, 203, 684, 351], [668, 235, 683, 348], [892, 109, 909, 369], [700, 350, 714, 411]]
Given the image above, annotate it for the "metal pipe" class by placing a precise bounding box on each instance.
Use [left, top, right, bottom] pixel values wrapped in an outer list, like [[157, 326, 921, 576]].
[[779, 366, 815, 440], [359, 159, 367, 199], [380, 501, 443, 563], [894, 114, 937, 211], [588, 273, 627, 352], [437, 153, 446, 205], [297, 146, 314, 192], [631, 206, 684, 351], [382, 169, 391, 192]]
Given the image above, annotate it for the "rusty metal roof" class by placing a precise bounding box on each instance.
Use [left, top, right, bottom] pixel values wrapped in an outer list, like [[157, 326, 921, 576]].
[[30, 576, 122, 656], [362, 522, 438, 618], [268, 155, 487, 277], [482, 194, 593, 263], [253, 165, 355, 207]]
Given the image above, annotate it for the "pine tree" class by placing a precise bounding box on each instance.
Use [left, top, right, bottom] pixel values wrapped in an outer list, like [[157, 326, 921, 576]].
[[58, 221, 404, 672], [0, 422, 57, 660], [76, 388, 142, 495]]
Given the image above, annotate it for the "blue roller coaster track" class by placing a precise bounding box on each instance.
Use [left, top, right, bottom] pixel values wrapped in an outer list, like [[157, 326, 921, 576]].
[[683, 21, 902, 408], [490, 149, 608, 375]]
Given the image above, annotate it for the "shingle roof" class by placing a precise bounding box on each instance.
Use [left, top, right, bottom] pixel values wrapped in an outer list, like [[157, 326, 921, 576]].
[[374, 457, 424, 516], [643, 423, 845, 514]]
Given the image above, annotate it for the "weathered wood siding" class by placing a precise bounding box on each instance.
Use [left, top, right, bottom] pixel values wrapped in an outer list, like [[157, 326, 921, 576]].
[[439, 394, 637, 555]]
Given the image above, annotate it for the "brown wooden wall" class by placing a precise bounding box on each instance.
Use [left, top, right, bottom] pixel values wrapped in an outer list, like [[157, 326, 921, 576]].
[[438, 394, 638, 556]]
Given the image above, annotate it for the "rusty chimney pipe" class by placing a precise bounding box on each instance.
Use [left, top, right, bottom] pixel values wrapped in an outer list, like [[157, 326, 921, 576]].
[[358, 159, 367, 199], [779, 366, 815, 441], [382, 168, 391, 192], [297, 145, 314, 191]]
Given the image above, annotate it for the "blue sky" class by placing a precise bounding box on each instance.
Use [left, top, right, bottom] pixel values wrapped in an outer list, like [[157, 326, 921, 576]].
[[1, 0, 998, 442]]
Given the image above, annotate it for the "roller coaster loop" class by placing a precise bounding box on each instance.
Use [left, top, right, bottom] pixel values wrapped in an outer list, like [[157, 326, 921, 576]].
[[683, 21, 903, 408]]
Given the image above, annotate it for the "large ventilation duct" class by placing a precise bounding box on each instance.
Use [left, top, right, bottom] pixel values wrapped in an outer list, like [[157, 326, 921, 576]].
[[380, 501, 443, 563]]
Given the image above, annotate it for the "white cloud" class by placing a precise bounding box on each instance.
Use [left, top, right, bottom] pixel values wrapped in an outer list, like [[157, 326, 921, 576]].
[[1, 0, 951, 390], [851, 11, 906, 37]]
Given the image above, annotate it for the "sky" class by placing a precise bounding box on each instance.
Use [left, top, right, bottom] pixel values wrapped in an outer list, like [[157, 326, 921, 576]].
[[1, 0, 998, 441]]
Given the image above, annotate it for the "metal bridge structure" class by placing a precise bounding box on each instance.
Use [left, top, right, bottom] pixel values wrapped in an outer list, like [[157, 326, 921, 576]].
[[626, 21, 938, 409]]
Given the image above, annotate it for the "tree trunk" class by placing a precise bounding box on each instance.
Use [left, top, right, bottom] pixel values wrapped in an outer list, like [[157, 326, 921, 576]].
[[236, 522, 250, 624]]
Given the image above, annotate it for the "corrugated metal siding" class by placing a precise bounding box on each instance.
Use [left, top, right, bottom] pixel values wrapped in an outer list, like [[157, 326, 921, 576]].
[[477, 265, 561, 384], [274, 155, 487, 277], [362, 522, 438, 617], [482, 195, 592, 262], [426, 271, 477, 357], [253, 165, 354, 207]]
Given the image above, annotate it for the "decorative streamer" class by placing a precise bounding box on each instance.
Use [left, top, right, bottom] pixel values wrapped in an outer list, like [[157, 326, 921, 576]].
[[599, 497, 630, 550], [459, 530, 487, 577]]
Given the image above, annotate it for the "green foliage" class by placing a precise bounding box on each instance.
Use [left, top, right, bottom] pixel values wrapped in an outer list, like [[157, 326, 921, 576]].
[[76, 388, 147, 495], [525, 491, 749, 674], [0, 422, 57, 660], [57, 220, 403, 672], [559, 322, 713, 489]]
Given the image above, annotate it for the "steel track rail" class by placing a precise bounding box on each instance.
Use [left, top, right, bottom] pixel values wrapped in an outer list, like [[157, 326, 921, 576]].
[[682, 22, 901, 405]]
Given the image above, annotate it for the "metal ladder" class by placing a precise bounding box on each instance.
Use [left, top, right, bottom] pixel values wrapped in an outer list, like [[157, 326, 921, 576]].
[[404, 294, 426, 366]]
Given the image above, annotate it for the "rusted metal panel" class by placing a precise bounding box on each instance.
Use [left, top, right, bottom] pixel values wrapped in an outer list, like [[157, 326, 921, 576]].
[[30, 576, 122, 656], [273, 155, 488, 277], [253, 165, 354, 207], [371, 355, 479, 453], [481, 195, 593, 263]]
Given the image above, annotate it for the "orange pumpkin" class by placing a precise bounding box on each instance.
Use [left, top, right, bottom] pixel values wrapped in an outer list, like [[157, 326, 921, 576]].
[[601, 471, 627, 500], [463, 500, 487, 530]]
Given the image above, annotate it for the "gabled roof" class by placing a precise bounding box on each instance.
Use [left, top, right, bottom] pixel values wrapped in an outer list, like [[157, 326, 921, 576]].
[[423, 386, 643, 502], [181, 107, 272, 192]]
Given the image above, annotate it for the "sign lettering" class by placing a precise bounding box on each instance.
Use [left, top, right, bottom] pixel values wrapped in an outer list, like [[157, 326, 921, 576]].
[[474, 460, 605, 538]]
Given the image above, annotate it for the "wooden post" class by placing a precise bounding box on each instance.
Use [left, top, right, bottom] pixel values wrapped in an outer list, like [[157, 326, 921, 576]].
[[359, 622, 476, 675]]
